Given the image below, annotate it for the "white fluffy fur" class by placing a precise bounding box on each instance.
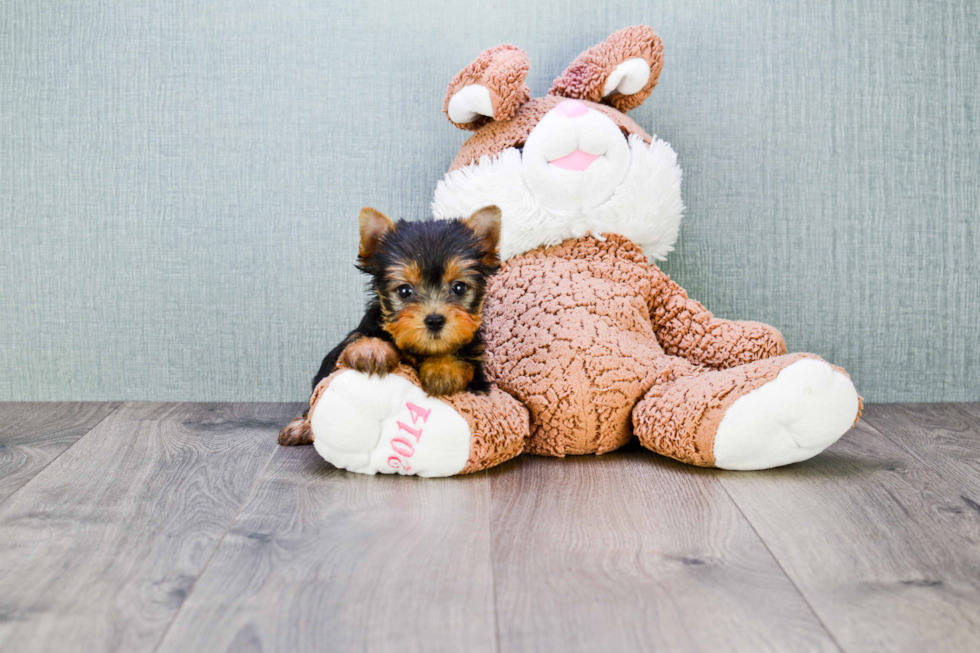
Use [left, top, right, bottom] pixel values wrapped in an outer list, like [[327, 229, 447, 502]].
[[432, 135, 684, 261]]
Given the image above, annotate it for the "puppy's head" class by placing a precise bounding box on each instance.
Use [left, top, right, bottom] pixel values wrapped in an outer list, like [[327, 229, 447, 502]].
[[357, 206, 501, 356]]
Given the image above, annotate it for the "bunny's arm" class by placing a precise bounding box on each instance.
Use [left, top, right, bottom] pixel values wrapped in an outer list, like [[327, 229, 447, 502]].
[[645, 263, 786, 369]]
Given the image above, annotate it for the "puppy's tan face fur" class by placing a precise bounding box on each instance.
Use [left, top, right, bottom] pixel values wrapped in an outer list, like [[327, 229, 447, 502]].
[[383, 255, 484, 356]]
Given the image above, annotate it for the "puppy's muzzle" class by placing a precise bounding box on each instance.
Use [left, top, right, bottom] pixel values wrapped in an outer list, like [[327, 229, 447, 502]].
[[424, 314, 446, 332]]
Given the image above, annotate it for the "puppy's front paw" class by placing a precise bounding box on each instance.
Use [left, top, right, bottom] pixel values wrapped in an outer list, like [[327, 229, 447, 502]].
[[419, 355, 474, 396], [338, 337, 400, 376]]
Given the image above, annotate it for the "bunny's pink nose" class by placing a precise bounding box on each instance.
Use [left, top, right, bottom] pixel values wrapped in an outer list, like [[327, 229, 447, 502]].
[[556, 99, 589, 118]]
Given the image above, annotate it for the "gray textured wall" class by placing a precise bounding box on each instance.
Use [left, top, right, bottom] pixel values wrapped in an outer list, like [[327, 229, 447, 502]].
[[2, 0, 978, 402]]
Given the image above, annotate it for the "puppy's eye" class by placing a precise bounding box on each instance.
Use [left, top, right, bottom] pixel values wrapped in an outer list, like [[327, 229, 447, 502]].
[[396, 285, 414, 299], [450, 281, 467, 296]]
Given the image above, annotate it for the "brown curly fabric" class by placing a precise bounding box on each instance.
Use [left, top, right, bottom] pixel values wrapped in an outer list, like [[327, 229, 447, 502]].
[[647, 268, 787, 368], [443, 44, 531, 131], [448, 96, 651, 171], [442, 388, 529, 474], [549, 25, 664, 113], [481, 234, 797, 458]]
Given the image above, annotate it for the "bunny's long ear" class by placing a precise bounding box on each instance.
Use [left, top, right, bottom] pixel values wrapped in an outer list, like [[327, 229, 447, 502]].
[[443, 44, 531, 130], [549, 26, 664, 113]]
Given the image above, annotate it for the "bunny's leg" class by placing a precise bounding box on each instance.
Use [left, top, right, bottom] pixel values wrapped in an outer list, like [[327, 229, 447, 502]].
[[306, 366, 528, 477], [632, 354, 861, 469]]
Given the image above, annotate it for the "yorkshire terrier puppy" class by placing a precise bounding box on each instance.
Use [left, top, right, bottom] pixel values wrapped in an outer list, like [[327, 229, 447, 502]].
[[278, 205, 501, 446]]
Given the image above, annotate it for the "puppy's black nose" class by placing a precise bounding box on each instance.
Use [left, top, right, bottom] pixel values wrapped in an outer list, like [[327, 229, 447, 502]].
[[424, 314, 446, 332]]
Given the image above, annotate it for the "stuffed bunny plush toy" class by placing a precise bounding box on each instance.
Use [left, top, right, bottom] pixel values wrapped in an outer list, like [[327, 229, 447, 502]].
[[308, 26, 861, 477]]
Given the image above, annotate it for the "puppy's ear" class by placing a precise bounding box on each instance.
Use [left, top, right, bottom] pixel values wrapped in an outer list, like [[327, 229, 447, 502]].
[[358, 207, 394, 260], [444, 45, 530, 131], [464, 205, 501, 263], [549, 26, 664, 113]]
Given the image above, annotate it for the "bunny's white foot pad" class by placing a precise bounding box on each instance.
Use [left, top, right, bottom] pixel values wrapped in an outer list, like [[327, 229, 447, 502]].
[[310, 370, 471, 477], [713, 359, 860, 470]]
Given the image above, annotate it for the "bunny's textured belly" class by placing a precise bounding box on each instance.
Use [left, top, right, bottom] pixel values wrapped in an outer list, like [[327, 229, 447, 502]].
[[481, 237, 692, 456]]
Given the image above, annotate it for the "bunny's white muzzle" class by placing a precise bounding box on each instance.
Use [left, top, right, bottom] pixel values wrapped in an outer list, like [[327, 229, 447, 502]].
[[521, 99, 631, 212]]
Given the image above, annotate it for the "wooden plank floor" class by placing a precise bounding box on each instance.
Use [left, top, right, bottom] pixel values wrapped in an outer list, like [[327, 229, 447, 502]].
[[0, 402, 978, 652]]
